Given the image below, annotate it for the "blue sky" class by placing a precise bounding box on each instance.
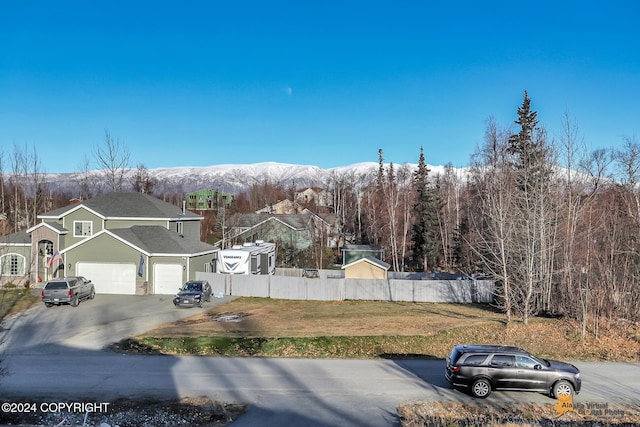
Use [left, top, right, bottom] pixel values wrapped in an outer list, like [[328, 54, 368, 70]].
[[1, 1, 639, 173]]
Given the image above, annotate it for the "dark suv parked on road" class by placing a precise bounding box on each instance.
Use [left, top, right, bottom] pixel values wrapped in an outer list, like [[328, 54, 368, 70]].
[[445, 344, 581, 398]]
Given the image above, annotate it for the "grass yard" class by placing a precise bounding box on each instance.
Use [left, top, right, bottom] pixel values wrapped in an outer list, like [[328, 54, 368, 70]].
[[119, 297, 640, 362], [140, 299, 507, 338], [0, 288, 40, 323]]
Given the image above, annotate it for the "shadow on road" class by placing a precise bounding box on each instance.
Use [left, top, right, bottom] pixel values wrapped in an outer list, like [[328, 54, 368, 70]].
[[1, 295, 406, 426]]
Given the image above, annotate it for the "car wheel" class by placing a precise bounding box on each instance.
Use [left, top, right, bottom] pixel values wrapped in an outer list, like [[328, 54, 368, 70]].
[[44, 302, 53, 308], [471, 378, 491, 398], [552, 380, 574, 398], [70, 295, 79, 307], [89, 288, 95, 300]]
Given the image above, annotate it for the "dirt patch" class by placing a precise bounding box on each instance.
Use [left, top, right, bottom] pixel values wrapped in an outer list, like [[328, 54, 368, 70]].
[[173, 312, 251, 326], [212, 312, 250, 322]]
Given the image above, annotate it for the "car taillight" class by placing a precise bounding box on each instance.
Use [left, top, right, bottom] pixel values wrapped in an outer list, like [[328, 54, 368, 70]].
[[68, 289, 72, 298], [41, 290, 44, 298], [452, 366, 461, 373]]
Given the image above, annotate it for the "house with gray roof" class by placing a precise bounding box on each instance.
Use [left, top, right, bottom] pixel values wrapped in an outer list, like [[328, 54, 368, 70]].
[[224, 209, 340, 256], [1, 192, 217, 294], [225, 213, 315, 251]]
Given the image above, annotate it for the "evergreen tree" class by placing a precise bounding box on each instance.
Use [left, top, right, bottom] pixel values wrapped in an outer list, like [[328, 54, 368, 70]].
[[377, 148, 385, 187], [507, 90, 549, 191], [508, 90, 538, 161], [411, 146, 438, 271]]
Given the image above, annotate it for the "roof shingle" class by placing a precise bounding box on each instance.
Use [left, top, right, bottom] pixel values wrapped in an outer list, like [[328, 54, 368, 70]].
[[109, 226, 216, 255], [41, 192, 200, 220]]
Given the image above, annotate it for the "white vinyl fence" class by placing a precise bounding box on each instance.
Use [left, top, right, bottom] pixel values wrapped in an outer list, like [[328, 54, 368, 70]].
[[196, 270, 494, 303]]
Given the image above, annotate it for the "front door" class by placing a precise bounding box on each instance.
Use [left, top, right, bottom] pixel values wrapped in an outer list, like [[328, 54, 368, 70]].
[[515, 355, 548, 391]]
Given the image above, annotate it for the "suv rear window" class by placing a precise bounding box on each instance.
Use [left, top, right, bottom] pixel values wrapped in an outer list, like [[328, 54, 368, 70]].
[[448, 347, 463, 364], [45, 281, 68, 290]]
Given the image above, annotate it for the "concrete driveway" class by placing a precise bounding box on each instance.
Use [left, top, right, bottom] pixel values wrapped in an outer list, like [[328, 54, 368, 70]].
[[0, 294, 236, 356]]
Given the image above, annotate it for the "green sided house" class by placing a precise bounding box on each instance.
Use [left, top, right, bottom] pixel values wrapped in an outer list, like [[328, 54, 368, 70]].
[[225, 213, 316, 251], [2, 192, 218, 295], [0, 230, 32, 288]]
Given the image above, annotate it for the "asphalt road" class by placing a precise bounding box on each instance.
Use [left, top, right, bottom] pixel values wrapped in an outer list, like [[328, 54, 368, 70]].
[[1, 296, 639, 426]]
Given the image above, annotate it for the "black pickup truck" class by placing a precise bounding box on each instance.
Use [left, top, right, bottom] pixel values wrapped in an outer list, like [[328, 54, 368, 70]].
[[41, 276, 95, 307]]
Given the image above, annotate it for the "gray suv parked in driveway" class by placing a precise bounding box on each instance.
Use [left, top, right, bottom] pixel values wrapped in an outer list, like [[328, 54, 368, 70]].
[[445, 344, 581, 398], [41, 276, 95, 307]]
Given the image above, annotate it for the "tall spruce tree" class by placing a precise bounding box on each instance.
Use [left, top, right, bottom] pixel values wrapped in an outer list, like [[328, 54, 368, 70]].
[[411, 146, 438, 271], [508, 91, 538, 160], [507, 90, 549, 190]]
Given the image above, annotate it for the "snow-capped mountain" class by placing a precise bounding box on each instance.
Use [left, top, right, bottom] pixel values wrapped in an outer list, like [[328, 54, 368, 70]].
[[43, 161, 460, 195], [149, 162, 336, 194]]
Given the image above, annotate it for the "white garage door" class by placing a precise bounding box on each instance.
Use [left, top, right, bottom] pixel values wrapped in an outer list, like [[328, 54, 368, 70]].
[[153, 263, 184, 294], [77, 262, 137, 295]]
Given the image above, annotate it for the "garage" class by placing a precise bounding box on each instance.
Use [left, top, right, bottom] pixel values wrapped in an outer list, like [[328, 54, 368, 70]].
[[77, 262, 137, 295], [153, 263, 184, 294]]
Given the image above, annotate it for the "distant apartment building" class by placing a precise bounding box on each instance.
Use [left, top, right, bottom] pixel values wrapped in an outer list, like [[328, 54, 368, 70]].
[[186, 189, 233, 211]]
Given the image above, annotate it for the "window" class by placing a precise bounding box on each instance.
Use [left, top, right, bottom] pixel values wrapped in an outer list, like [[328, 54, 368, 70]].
[[463, 354, 488, 365], [515, 356, 539, 369], [74, 221, 92, 237], [0, 254, 26, 276], [45, 281, 68, 290], [205, 261, 213, 273], [490, 355, 515, 367]]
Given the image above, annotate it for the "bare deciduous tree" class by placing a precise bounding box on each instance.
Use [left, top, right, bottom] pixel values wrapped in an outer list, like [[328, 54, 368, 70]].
[[0, 149, 5, 222], [436, 164, 465, 270], [2, 144, 47, 232], [328, 169, 359, 243], [374, 150, 414, 271], [94, 130, 130, 192], [75, 153, 100, 199], [28, 146, 46, 228], [469, 117, 517, 322], [131, 163, 155, 194]]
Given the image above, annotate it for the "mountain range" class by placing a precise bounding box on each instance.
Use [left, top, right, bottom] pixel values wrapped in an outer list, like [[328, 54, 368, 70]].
[[44, 162, 459, 195]]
